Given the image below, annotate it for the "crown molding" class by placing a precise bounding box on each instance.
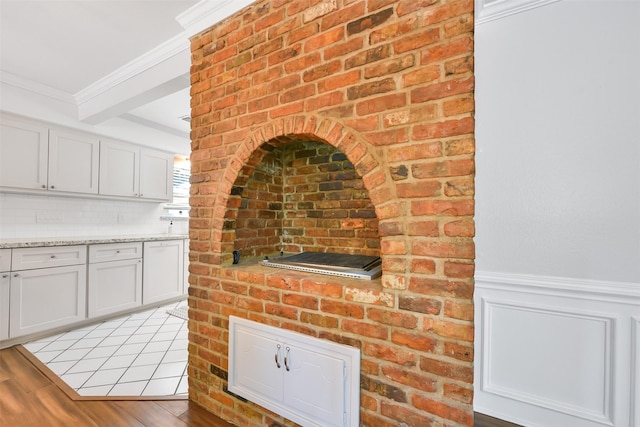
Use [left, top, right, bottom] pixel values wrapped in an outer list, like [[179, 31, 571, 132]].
[[75, 32, 190, 106], [0, 71, 76, 105], [177, 0, 256, 39], [475, 0, 561, 24]]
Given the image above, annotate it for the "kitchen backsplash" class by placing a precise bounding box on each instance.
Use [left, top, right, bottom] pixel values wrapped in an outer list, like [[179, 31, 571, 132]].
[[0, 192, 188, 239]]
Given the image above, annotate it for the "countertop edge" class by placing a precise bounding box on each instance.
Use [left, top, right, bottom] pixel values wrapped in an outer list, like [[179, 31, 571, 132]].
[[0, 234, 189, 249]]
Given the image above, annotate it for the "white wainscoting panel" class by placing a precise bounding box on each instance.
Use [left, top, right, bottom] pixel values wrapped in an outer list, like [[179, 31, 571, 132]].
[[633, 317, 640, 427], [475, 272, 640, 427]]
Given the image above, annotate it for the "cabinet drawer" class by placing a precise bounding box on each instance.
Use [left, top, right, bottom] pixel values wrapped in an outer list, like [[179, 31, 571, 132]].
[[89, 242, 142, 263], [0, 249, 10, 272], [11, 245, 87, 270]]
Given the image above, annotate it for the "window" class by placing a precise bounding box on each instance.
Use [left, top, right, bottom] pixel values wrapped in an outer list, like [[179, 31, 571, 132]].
[[163, 155, 190, 220]]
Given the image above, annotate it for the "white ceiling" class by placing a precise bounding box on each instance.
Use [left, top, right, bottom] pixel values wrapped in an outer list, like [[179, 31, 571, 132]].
[[0, 0, 254, 153]]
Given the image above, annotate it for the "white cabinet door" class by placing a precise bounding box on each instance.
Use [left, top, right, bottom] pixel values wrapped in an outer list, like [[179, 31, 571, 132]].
[[233, 326, 285, 400], [100, 141, 173, 201], [143, 240, 183, 305], [183, 239, 189, 296], [229, 316, 361, 427], [283, 344, 345, 427], [88, 258, 142, 318], [0, 115, 49, 190], [48, 129, 100, 194], [1, 271, 9, 341], [0, 249, 10, 341], [9, 265, 87, 338], [140, 148, 173, 201], [99, 139, 139, 197]]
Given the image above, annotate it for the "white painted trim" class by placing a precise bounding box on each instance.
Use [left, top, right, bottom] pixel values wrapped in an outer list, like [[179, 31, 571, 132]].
[[475, 271, 640, 302], [475, 0, 561, 24], [633, 316, 640, 427], [0, 71, 76, 106], [177, 0, 256, 39], [74, 33, 190, 105]]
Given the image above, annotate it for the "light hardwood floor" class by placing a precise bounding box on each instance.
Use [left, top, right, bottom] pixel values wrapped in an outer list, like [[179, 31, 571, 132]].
[[0, 346, 519, 427]]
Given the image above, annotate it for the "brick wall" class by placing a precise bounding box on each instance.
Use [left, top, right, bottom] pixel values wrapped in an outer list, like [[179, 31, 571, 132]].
[[187, 0, 475, 425]]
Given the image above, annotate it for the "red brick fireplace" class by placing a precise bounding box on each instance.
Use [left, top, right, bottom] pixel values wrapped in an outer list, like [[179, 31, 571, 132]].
[[187, 0, 475, 425]]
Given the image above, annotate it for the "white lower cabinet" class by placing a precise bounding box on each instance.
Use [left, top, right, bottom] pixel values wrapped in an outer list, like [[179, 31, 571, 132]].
[[229, 316, 360, 427], [143, 240, 184, 305], [0, 274, 9, 340], [88, 242, 142, 318], [7, 245, 87, 339], [9, 264, 87, 338], [0, 249, 10, 340]]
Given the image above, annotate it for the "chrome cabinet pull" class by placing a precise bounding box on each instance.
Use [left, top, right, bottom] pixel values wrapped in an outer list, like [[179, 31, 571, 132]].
[[284, 346, 291, 372], [274, 344, 281, 368]]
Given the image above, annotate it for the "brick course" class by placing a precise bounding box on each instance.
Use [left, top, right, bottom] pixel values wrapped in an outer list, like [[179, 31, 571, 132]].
[[188, 0, 475, 425]]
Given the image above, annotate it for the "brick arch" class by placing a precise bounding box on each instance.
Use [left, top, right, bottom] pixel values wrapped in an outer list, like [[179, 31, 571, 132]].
[[212, 114, 402, 265]]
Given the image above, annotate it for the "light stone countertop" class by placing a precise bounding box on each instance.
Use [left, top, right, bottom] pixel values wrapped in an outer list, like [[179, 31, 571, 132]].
[[0, 234, 189, 249]]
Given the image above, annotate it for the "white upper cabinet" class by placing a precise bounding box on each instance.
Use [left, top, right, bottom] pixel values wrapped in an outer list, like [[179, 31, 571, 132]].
[[99, 139, 139, 197], [0, 113, 174, 202], [48, 129, 100, 194], [140, 148, 173, 201], [0, 115, 49, 190], [100, 140, 173, 201]]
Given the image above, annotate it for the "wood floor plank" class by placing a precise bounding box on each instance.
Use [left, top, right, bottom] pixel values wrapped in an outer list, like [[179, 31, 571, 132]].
[[155, 399, 192, 417], [0, 379, 54, 426], [115, 400, 190, 427], [0, 346, 51, 393], [76, 400, 146, 427], [475, 413, 523, 427], [33, 384, 102, 427], [178, 401, 236, 427]]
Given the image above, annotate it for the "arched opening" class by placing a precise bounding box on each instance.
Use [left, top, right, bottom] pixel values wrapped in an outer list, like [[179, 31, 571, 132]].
[[223, 138, 380, 266]]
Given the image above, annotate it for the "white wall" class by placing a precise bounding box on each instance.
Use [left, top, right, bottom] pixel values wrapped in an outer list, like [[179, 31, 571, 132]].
[[475, 0, 640, 284], [0, 192, 188, 239], [474, 1, 640, 426]]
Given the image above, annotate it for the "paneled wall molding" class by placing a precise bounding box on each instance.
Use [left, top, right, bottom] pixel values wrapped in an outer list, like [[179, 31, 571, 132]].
[[475, 270, 639, 427], [475, 0, 561, 24], [476, 270, 640, 303], [478, 297, 615, 424], [633, 317, 640, 427]]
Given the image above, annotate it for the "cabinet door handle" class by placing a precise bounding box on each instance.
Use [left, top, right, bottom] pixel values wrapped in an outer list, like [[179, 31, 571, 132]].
[[284, 346, 291, 372], [274, 344, 281, 369], [41, 185, 46, 189], [13, 273, 19, 277], [50, 185, 55, 189], [50, 255, 56, 259], [1, 274, 8, 279]]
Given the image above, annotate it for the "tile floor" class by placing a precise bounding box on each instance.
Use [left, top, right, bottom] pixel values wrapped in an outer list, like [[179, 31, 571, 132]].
[[23, 300, 188, 397]]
